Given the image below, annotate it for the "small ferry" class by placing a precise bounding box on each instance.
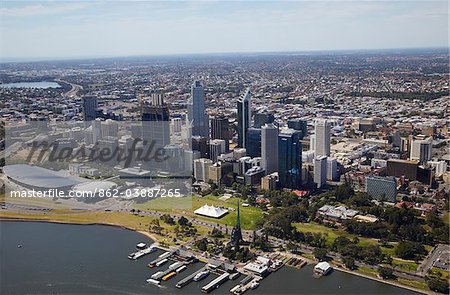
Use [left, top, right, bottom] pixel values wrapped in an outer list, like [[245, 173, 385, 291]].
[[136, 242, 147, 249], [128, 245, 156, 260], [162, 271, 177, 281], [146, 278, 160, 285], [193, 270, 209, 282], [151, 271, 163, 280], [155, 258, 168, 267]]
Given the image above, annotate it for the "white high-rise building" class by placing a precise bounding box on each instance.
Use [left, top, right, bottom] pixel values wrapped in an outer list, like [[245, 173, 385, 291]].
[[194, 158, 213, 182], [309, 134, 316, 151], [429, 160, 447, 176], [314, 156, 327, 189], [261, 123, 279, 174], [410, 137, 432, 163], [184, 150, 200, 173], [209, 139, 226, 163], [314, 119, 331, 157], [171, 118, 182, 133], [327, 157, 338, 181], [302, 150, 315, 164], [101, 119, 118, 138]]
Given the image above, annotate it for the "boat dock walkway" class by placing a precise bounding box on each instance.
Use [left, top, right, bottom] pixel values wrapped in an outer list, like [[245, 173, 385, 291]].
[[176, 266, 208, 288], [150, 261, 185, 280], [147, 249, 177, 268], [201, 272, 229, 293], [128, 244, 156, 260]]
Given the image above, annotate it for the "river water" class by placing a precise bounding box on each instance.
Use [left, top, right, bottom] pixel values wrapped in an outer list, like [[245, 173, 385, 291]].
[[0, 81, 61, 89], [0, 221, 418, 294]]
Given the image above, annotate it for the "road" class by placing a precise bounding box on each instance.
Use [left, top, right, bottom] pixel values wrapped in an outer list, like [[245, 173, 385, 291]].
[[55, 79, 83, 98], [417, 244, 450, 276]]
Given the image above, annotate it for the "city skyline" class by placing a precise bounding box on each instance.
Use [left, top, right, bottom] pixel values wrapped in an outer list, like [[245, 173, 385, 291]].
[[1, 1, 448, 61]]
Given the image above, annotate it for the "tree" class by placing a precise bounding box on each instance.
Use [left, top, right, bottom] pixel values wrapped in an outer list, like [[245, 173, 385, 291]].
[[378, 267, 394, 279], [210, 228, 224, 238], [313, 247, 328, 261], [160, 214, 175, 225], [149, 219, 163, 234], [395, 241, 426, 260], [426, 276, 449, 294], [195, 238, 208, 252], [334, 183, 354, 202], [178, 216, 189, 226], [342, 256, 356, 270]]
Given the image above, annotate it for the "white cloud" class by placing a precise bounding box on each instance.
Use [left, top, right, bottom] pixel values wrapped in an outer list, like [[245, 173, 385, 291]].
[[0, 3, 90, 17]]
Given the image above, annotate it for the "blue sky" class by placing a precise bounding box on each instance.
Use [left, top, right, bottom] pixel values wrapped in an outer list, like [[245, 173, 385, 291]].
[[0, 1, 448, 60]]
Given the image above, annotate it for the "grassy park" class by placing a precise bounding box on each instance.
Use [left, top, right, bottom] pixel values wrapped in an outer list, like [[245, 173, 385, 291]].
[[134, 194, 265, 230]]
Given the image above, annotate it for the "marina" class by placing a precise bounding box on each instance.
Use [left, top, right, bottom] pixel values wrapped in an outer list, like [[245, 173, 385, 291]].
[[1, 221, 421, 294]]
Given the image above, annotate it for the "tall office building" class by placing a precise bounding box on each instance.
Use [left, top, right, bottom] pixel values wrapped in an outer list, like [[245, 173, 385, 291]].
[[410, 137, 432, 163], [261, 123, 279, 174], [209, 139, 226, 163], [150, 90, 165, 106], [366, 176, 397, 202], [314, 156, 327, 189], [237, 88, 252, 148], [141, 92, 170, 152], [246, 127, 261, 158], [314, 119, 331, 157], [187, 81, 209, 137], [210, 115, 230, 152], [254, 112, 275, 128], [278, 128, 302, 189], [171, 117, 182, 133], [288, 119, 308, 139], [327, 157, 338, 181], [101, 119, 118, 138], [191, 135, 209, 158], [82, 95, 98, 121], [193, 158, 213, 182]]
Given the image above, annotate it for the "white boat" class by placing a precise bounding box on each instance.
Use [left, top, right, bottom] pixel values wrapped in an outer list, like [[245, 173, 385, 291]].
[[128, 245, 156, 260], [155, 258, 168, 267], [250, 281, 259, 289], [146, 278, 160, 285], [193, 270, 209, 282], [136, 242, 147, 249], [314, 262, 332, 276], [151, 271, 163, 279], [169, 261, 183, 269], [176, 265, 187, 273]]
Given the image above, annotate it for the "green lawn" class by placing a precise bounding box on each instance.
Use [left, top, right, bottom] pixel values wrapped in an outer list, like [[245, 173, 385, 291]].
[[134, 195, 265, 230], [392, 258, 419, 272], [293, 222, 381, 247]]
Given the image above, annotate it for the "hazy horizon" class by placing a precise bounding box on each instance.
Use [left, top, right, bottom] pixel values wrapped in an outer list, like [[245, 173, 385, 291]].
[[1, 1, 448, 61]]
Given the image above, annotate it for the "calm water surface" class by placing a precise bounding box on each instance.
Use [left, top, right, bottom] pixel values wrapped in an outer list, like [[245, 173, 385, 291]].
[[0, 221, 418, 294], [0, 81, 61, 89]]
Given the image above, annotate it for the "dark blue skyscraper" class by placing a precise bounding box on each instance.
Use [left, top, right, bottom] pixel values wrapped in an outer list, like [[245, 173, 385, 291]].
[[278, 128, 302, 189], [288, 118, 308, 139], [246, 127, 261, 158], [187, 81, 209, 137], [237, 88, 251, 148], [254, 112, 275, 128]]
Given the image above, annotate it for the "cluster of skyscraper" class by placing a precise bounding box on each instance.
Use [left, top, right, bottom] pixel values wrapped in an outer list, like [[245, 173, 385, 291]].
[[82, 80, 337, 191]]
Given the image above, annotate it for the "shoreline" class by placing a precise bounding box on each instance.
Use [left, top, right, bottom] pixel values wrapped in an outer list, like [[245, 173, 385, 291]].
[[0, 217, 431, 294], [334, 266, 430, 295]]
